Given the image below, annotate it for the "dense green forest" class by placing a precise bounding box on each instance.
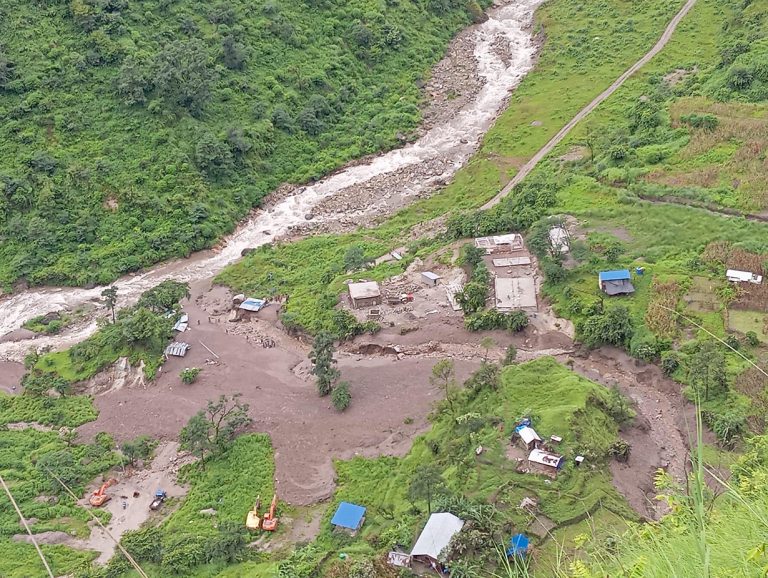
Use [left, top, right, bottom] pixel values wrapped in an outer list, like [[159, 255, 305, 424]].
[[0, 0, 487, 289]]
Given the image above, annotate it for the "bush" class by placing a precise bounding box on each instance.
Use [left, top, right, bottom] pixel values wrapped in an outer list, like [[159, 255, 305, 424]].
[[180, 367, 201, 384], [660, 351, 680, 375], [578, 306, 634, 349], [608, 439, 631, 462], [705, 408, 746, 447], [465, 309, 529, 332], [331, 381, 351, 411], [502, 344, 517, 366], [745, 331, 760, 347]]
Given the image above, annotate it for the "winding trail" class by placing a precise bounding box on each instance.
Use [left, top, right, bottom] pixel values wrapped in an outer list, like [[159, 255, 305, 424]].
[[482, 0, 698, 209]]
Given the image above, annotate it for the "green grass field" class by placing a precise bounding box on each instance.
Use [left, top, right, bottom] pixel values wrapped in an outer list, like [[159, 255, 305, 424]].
[[728, 310, 768, 343]]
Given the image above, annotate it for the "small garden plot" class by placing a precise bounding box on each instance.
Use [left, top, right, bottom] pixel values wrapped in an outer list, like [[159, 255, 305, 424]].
[[727, 310, 768, 343], [682, 276, 722, 313]]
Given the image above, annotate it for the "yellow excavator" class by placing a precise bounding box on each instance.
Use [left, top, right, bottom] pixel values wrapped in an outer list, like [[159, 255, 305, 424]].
[[246, 495, 262, 531]]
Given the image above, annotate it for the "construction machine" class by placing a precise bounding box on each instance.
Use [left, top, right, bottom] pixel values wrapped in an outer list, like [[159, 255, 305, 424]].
[[150, 489, 167, 511], [261, 494, 279, 532], [89, 479, 118, 507], [245, 495, 262, 531]]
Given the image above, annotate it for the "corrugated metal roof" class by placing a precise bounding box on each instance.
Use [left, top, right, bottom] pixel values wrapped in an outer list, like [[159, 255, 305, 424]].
[[517, 426, 541, 445], [422, 271, 441, 281], [164, 342, 190, 357], [411, 513, 464, 560], [599, 270, 631, 282], [529, 449, 563, 468], [239, 298, 266, 312]]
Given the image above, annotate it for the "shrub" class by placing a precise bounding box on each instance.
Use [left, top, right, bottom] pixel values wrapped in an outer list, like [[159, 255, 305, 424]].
[[745, 331, 760, 347], [180, 367, 201, 384], [465, 309, 529, 332], [502, 344, 517, 366], [660, 351, 680, 375], [608, 439, 631, 462], [331, 381, 351, 411]]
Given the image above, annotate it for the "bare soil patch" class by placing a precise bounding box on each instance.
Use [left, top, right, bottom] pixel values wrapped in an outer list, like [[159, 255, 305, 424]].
[[77, 281, 480, 505]]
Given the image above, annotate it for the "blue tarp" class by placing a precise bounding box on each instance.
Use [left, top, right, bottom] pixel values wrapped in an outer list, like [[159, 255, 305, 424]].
[[599, 270, 631, 282], [331, 502, 366, 530], [514, 418, 532, 433], [507, 533, 530, 557]]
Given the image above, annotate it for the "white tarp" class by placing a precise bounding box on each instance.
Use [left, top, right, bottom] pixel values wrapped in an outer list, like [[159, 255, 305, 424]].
[[549, 227, 570, 253], [411, 513, 464, 561]]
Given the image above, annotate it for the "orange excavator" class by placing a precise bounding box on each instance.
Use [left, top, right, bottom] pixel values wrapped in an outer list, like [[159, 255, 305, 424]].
[[245, 496, 262, 531], [89, 479, 118, 507], [261, 494, 279, 532]]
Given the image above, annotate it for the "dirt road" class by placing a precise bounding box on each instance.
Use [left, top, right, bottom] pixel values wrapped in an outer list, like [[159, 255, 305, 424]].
[[482, 0, 698, 209]]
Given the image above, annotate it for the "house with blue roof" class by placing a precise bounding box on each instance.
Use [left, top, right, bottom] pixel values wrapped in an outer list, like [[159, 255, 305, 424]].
[[331, 502, 366, 534], [598, 269, 635, 296]]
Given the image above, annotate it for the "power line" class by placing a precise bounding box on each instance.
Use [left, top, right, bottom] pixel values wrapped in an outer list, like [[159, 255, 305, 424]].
[[0, 474, 55, 578], [44, 468, 150, 578], [658, 303, 768, 378]]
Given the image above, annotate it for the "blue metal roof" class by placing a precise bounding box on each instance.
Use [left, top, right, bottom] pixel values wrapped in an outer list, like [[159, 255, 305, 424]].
[[507, 533, 530, 557], [599, 269, 631, 282], [331, 502, 366, 530]]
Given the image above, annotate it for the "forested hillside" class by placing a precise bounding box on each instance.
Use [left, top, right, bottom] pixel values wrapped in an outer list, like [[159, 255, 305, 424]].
[[0, 0, 487, 289]]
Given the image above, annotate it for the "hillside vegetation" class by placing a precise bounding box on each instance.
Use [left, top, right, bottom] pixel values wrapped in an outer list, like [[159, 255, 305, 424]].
[[0, 0, 488, 289]]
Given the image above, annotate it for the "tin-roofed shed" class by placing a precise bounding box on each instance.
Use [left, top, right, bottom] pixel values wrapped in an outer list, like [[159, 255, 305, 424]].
[[421, 271, 441, 287], [598, 270, 635, 296]]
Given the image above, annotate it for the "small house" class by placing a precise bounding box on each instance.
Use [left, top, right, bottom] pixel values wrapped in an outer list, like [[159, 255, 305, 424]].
[[598, 270, 635, 296], [331, 502, 366, 534], [410, 512, 464, 573], [726, 269, 763, 285], [528, 449, 564, 478], [515, 426, 542, 451], [507, 534, 530, 559], [475, 233, 524, 254], [421, 271, 442, 287], [348, 281, 382, 309]]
